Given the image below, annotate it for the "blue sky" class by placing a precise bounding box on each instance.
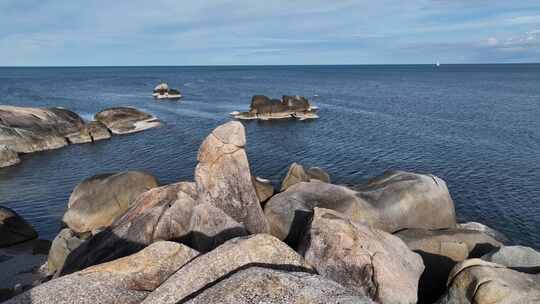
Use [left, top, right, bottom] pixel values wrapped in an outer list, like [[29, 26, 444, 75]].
[[1, 1, 540, 66]]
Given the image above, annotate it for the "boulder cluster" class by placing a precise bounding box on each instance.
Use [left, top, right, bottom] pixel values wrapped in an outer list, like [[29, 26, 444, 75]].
[[231, 95, 319, 120], [0, 106, 161, 168], [1, 121, 539, 304]]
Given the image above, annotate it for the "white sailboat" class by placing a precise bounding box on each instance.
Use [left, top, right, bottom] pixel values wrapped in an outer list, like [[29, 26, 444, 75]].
[[436, 60, 441, 67]]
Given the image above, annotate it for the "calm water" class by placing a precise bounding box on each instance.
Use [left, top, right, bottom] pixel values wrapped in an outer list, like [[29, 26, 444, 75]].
[[0, 65, 539, 249]]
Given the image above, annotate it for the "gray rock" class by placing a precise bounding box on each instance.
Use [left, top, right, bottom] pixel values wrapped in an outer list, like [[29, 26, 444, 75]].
[[0, 207, 38, 248], [232, 95, 319, 121], [183, 267, 374, 304], [457, 221, 510, 244], [482, 246, 540, 270], [63, 171, 159, 234], [47, 228, 84, 275], [195, 121, 269, 234], [7, 241, 198, 304], [436, 259, 540, 304], [252, 176, 274, 203], [300, 208, 424, 304], [395, 227, 503, 303], [0, 145, 20, 168], [86, 121, 111, 141], [265, 171, 456, 246], [306, 166, 331, 183], [94, 107, 161, 135], [281, 162, 311, 191], [142, 234, 312, 304]]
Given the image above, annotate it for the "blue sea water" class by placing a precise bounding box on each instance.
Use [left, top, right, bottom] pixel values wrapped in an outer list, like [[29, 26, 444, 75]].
[[0, 65, 539, 249]]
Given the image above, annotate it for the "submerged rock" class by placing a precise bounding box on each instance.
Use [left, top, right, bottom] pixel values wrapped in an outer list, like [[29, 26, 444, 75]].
[[94, 107, 161, 135], [0, 145, 20, 168], [300, 208, 424, 304], [265, 171, 456, 246], [0, 206, 38, 248], [62, 171, 159, 234], [183, 267, 374, 304], [7, 241, 198, 304], [231, 95, 319, 120]]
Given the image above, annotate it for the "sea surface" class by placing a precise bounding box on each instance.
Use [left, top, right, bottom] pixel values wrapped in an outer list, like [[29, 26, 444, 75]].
[[0, 65, 539, 249]]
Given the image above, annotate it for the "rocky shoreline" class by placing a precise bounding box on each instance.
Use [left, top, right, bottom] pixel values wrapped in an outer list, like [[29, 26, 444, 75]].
[[0, 106, 161, 168], [0, 121, 539, 303]]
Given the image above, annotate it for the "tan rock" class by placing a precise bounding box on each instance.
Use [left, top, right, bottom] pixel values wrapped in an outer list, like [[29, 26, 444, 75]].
[[0, 145, 20, 168], [86, 121, 111, 141], [252, 176, 274, 203]]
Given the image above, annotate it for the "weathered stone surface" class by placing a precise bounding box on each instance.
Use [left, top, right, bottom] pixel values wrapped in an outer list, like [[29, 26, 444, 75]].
[[252, 176, 274, 203], [436, 259, 540, 304], [265, 171, 456, 245], [300, 208, 424, 304], [281, 162, 310, 191], [47, 228, 84, 275], [86, 121, 111, 141], [61, 182, 246, 274], [63, 171, 159, 234], [0, 206, 38, 248], [7, 241, 198, 304], [395, 227, 503, 303], [457, 221, 510, 244], [482, 246, 540, 270], [94, 107, 161, 135], [306, 166, 331, 183], [142, 234, 312, 304], [0, 145, 20, 168], [195, 121, 269, 234], [183, 267, 374, 304]]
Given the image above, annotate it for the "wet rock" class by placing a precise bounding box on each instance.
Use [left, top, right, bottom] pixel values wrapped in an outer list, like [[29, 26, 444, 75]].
[[47, 228, 84, 275], [6, 241, 198, 304], [195, 121, 269, 234], [265, 171, 456, 246], [252, 176, 274, 203], [86, 121, 111, 141], [436, 259, 540, 304], [142, 234, 312, 304], [482, 246, 540, 270], [395, 227, 503, 303], [0, 145, 20, 168], [0, 206, 38, 248], [183, 267, 374, 304], [63, 171, 159, 234], [94, 107, 161, 135], [300, 208, 424, 304]]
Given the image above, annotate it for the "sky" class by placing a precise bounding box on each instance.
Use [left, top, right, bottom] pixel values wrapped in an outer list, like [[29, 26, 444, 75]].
[[1, 1, 540, 66]]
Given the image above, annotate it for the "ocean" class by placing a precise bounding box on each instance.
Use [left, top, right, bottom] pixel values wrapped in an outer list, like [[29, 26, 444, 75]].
[[0, 65, 539, 249]]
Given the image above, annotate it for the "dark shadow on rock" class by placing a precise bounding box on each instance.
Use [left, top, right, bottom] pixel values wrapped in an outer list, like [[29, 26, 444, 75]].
[[509, 266, 540, 274], [173, 228, 249, 254], [469, 242, 499, 258], [176, 262, 316, 304], [283, 209, 313, 249], [415, 250, 457, 304]]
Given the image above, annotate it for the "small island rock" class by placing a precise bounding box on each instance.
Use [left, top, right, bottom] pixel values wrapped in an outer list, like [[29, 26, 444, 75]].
[[0, 206, 38, 248], [94, 107, 161, 135]]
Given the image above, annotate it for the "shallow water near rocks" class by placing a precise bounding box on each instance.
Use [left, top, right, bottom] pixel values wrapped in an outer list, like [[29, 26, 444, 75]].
[[0, 65, 539, 249]]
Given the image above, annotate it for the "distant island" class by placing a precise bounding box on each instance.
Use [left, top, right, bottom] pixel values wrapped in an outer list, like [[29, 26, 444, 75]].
[[230, 95, 319, 120]]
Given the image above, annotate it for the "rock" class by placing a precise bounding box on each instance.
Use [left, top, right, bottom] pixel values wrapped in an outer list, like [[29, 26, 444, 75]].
[[0, 106, 93, 153], [183, 267, 374, 304], [94, 107, 161, 135], [252, 176, 274, 203], [0, 145, 20, 168], [281, 162, 310, 191], [0, 207, 38, 248], [457, 221, 510, 244], [60, 182, 246, 274], [63, 171, 159, 234], [47, 228, 84, 275], [195, 121, 269, 234], [142, 234, 312, 304], [86, 121, 111, 141], [306, 166, 331, 183], [436, 259, 540, 304], [299, 208, 424, 304], [395, 227, 503, 303], [482, 246, 540, 270], [231, 95, 319, 120], [6, 241, 198, 304], [265, 171, 456, 246]]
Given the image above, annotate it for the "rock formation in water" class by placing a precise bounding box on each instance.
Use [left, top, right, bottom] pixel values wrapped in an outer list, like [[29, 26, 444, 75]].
[[0, 206, 38, 248], [230, 95, 319, 120], [0, 105, 160, 168], [4, 120, 539, 304]]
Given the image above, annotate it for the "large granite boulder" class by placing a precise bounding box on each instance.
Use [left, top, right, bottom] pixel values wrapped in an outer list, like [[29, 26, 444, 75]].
[[0, 145, 20, 168], [195, 121, 269, 234], [252, 176, 274, 203], [482, 246, 540, 271], [299, 208, 424, 304], [0, 106, 90, 153], [436, 259, 540, 304], [6, 241, 198, 304], [395, 228, 503, 303], [142, 234, 312, 304], [47, 228, 85, 275], [280, 163, 330, 191], [265, 171, 456, 246], [62, 171, 159, 234], [85, 121, 111, 141], [94, 107, 161, 135], [0, 206, 38, 248], [183, 267, 374, 304], [60, 182, 246, 275]]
